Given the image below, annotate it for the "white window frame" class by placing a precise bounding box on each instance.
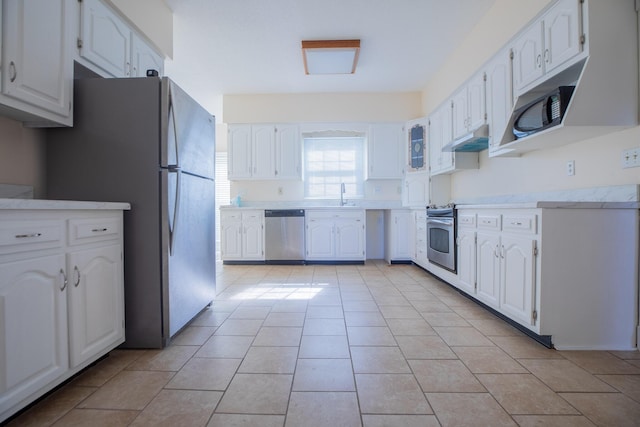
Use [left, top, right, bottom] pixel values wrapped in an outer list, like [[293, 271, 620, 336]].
[[303, 134, 365, 200]]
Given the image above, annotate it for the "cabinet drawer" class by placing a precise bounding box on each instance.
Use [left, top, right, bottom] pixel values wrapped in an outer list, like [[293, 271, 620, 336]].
[[0, 221, 63, 254], [307, 210, 364, 220], [242, 211, 264, 222], [221, 211, 242, 222], [477, 214, 501, 230], [458, 213, 476, 227], [502, 214, 537, 234], [68, 218, 120, 246]]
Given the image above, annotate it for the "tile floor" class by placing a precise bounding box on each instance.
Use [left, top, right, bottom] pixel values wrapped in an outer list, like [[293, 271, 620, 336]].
[[6, 262, 640, 427]]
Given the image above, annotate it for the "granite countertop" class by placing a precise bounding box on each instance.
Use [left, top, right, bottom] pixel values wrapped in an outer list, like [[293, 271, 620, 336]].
[[0, 198, 131, 211]]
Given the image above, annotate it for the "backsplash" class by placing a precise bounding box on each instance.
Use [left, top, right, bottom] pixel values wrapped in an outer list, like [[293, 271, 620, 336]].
[[0, 184, 34, 199]]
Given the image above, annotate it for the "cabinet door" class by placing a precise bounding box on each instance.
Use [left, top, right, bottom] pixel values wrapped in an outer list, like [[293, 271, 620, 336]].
[[335, 219, 365, 260], [368, 123, 404, 179], [131, 34, 164, 77], [475, 231, 500, 309], [456, 230, 476, 295], [2, 0, 72, 118], [252, 125, 276, 179], [402, 173, 428, 207], [0, 255, 68, 414], [228, 125, 252, 179], [220, 220, 242, 260], [306, 219, 334, 259], [67, 245, 124, 367], [392, 211, 412, 260], [467, 72, 486, 131], [544, 0, 582, 75], [512, 21, 544, 95], [500, 235, 536, 326], [276, 125, 301, 179], [80, 0, 131, 77], [242, 220, 264, 260], [451, 89, 468, 140], [439, 106, 455, 172], [486, 50, 512, 152]]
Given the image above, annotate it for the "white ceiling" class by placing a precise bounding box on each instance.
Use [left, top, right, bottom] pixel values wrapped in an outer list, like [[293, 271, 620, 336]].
[[164, 0, 496, 110]]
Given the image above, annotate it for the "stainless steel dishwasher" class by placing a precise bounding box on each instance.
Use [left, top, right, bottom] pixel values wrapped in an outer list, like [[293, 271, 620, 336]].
[[264, 209, 305, 264]]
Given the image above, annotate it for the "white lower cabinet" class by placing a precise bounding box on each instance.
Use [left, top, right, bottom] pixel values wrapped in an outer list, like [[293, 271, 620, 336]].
[[306, 210, 365, 261], [412, 209, 428, 269], [453, 206, 639, 350], [67, 244, 124, 367], [0, 208, 126, 423], [384, 210, 412, 263], [220, 210, 264, 261]]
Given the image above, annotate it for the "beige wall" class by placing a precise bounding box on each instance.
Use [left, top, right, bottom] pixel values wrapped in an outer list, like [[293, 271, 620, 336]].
[[0, 117, 46, 198], [223, 92, 422, 124], [422, 0, 640, 201], [107, 0, 173, 58]]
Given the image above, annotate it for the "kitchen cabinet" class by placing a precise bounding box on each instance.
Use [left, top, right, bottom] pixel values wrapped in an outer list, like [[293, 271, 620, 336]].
[[367, 123, 404, 179], [452, 206, 639, 350], [0, 206, 126, 424], [485, 48, 514, 156], [131, 33, 164, 77], [512, 0, 582, 96], [451, 71, 486, 140], [428, 103, 477, 176], [456, 212, 476, 295], [67, 244, 123, 367], [306, 210, 365, 261], [412, 209, 428, 269], [227, 124, 301, 180], [0, 0, 73, 126], [78, 0, 163, 78], [220, 210, 264, 261], [0, 254, 69, 420], [402, 172, 429, 208], [384, 210, 412, 263]]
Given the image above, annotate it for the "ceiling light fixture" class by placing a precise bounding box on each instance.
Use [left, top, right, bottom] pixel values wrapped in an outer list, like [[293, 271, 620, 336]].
[[301, 39, 360, 75]]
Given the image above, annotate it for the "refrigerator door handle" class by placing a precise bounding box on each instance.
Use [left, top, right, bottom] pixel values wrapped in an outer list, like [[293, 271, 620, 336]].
[[168, 82, 180, 168], [168, 168, 182, 255]]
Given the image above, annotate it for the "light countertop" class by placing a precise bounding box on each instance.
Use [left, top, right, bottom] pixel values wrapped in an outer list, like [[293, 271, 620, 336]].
[[0, 198, 131, 211]]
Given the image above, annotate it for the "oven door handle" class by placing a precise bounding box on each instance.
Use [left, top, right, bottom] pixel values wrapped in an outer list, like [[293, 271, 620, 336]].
[[427, 219, 453, 226]]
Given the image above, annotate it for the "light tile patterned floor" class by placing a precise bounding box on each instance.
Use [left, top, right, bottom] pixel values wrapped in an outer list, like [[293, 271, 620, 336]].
[[7, 262, 640, 426]]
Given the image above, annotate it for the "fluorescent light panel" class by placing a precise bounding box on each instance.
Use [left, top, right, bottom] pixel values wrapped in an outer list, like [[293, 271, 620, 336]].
[[302, 40, 360, 75]]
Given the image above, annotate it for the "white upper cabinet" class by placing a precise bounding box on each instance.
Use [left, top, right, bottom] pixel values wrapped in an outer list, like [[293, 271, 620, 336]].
[[1, 0, 73, 126], [131, 33, 164, 77], [227, 125, 252, 179], [367, 123, 404, 179], [79, 0, 163, 78], [512, 0, 581, 96], [252, 125, 277, 179], [275, 124, 301, 179], [451, 71, 486, 140], [227, 124, 302, 181], [485, 48, 513, 156], [79, 0, 131, 77]]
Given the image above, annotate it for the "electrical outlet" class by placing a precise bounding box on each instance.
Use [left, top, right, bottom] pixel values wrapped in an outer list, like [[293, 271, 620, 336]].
[[622, 148, 640, 168], [566, 160, 575, 176]]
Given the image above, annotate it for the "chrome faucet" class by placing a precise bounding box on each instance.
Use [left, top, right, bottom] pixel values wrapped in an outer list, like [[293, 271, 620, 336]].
[[340, 182, 346, 206]]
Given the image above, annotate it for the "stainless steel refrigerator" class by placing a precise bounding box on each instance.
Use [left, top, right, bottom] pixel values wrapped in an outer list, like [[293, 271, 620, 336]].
[[46, 77, 216, 348]]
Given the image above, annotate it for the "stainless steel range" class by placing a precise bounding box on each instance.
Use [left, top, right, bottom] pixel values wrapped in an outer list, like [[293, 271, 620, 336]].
[[426, 204, 456, 272]]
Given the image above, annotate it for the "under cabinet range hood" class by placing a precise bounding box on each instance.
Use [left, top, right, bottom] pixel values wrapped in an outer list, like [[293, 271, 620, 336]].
[[441, 124, 489, 152]]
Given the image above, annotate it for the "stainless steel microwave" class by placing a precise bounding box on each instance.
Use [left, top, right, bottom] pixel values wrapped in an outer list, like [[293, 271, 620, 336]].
[[512, 86, 575, 139]]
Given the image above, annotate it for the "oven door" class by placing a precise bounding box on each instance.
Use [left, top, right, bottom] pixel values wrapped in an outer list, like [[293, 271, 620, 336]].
[[426, 217, 456, 272]]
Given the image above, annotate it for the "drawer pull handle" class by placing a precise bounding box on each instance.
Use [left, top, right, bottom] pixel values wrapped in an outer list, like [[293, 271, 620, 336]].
[[73, 266, 81, 287], [511, 221, 522, 226], [59, 269, 68, 291], [92, 228, 109, 232], [15, 233, 42, 239]]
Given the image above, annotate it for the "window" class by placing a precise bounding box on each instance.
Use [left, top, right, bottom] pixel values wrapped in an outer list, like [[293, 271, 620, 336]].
[[303, 136, 365, 199], [215, 152, 230, 260]]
